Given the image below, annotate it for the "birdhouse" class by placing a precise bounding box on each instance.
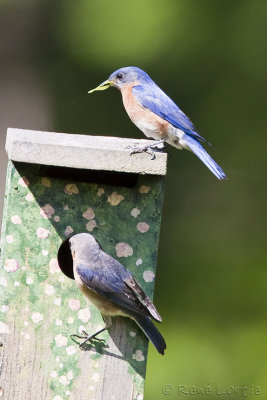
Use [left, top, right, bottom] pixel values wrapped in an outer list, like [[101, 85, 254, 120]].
[[0, 128, 167, 400]]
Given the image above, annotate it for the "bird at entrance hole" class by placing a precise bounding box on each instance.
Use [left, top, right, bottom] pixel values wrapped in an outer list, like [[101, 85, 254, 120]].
[[57, 233, 166, 355]]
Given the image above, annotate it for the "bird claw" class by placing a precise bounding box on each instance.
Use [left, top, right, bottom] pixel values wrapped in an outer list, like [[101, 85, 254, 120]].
[[126, 140, 165, 160], [130, 146, 156, 160], [71, 331, 106, 348]]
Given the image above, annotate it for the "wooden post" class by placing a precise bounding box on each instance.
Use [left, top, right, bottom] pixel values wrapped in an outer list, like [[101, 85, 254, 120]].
[[0, 128, 167, 400]]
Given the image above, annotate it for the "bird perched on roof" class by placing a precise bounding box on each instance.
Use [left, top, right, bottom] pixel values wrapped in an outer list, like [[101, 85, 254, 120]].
[[57, 233, 166, 355], [89, 66, 226, 180]]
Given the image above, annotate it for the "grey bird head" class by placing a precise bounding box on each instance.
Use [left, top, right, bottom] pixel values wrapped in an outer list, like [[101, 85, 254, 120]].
[[57, 233, 101, 279], [69, 233, 101, 265], [69, 233, 100, 253]]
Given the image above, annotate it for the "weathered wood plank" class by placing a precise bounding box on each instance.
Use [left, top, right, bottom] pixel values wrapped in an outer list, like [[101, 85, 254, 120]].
[[5, 128, 167, 175]]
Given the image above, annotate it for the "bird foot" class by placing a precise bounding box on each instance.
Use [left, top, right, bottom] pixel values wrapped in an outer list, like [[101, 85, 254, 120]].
[[71, 330, 106, 349], [127, 140, 166, 160]]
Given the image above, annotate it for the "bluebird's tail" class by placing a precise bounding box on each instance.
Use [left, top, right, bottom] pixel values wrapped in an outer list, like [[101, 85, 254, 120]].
[[133, 314, 166, 355], [182, 134, 227, 180]]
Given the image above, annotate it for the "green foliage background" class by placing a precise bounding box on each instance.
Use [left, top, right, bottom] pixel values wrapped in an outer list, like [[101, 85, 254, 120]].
[[1, 1, 266, 399]]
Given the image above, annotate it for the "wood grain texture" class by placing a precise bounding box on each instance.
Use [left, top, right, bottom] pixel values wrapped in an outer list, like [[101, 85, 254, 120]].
[[6, 128, 167, 175]]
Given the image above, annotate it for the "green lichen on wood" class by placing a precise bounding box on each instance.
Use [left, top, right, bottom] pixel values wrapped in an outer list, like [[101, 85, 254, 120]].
[[0, 161, 164, 400]]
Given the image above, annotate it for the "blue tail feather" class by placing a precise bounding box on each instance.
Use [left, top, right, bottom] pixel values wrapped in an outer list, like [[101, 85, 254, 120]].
[[183, 134, 227, 180], [133, 313, 166, 355]]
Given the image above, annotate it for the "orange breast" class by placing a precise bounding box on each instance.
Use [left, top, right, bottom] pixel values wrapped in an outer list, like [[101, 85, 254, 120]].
[[121, 83, 170, 139]]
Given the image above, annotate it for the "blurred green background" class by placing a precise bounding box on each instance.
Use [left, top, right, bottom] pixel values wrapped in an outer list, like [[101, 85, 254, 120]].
[[0, 1, 266, 399]]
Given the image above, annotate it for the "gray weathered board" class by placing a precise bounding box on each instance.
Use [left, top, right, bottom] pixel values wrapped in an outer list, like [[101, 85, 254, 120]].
[[0, 129, 167, 400]]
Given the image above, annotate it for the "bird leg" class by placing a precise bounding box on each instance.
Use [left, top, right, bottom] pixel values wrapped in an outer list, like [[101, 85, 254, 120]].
[[70, 315, 112, 348], [128, 139, 166, 160]]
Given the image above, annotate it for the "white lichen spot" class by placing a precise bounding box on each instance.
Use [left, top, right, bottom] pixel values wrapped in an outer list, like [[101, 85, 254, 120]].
[[25, 333, 30, 340], [36, 227, 50, 239], [65, 391, 71, 396], [143, 270, 155, 283], [42, 250, 49, 256], [132, 349, 145, 361], [14, 281, 20, 287], [53, 396, 63, 400], [136, 258, 143, 266], [136, 222, 149, 233], [130, 331, 136, 337], [31, 312, 43, 324], [130, 208, 140, 218], [0, 277, 7, 287], [86, 220, 97, 232], [26, 277, 34, 285], [24, 321, 28, 326], [66, 345, 77, 355], [26, 193, 34, 202], [40, 204, 55, 219], [55, 334, 67, 347], [0, 322, 10, 334], [140, 185, 151, 193], [97, 187, 104, 197], [54, 298, 61, 306], [41, 177, 51, 187], [45, 284, 55, 296], [55, 319, 63, 326], [6, 234, 14, 243], [68, 317, 74, 324], [107, 192, 125, 206], [82, 208, 95, 220], [11, 215, 22, 225], [18, 176, 29, 187], [53, 215, 60, 222], [64, 183, 79, 195], [78, 325, 86, 334], [25, 192, 34, 203], [49, 258, 60, 274], [78, 308, 91, 323], [115, 242, 133, 258], [4, 258, 19, 272], [68, 298, 80, 311], [67, 371, 74, 381], [50, 370, 58, 378], [1, 305, 9, 313], [64, 226, 73, 236]]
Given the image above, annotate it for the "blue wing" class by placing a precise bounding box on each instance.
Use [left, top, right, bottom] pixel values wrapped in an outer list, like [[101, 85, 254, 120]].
[[132, 83, 207, 143], [76, 257, 161, 320]]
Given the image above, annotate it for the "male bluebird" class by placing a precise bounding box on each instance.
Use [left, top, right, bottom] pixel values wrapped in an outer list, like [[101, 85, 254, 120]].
[[89, 66, 226, 180], [57, 233, 166, 355]]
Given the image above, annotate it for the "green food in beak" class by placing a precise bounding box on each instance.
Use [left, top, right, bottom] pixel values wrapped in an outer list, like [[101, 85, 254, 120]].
[[88, 80, 112, 93]]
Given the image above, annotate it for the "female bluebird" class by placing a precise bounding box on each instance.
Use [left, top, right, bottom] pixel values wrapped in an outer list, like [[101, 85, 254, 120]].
[[57, 233, 166, 355], [89, 66, 226, 180]]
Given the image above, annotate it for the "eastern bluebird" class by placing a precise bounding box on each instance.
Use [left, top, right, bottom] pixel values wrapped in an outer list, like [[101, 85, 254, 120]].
[[89, 66, 226, 180], [57, 233, 166, 355]]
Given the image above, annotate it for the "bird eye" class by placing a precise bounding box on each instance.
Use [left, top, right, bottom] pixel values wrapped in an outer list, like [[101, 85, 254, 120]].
[[116, 73, 123, 80]]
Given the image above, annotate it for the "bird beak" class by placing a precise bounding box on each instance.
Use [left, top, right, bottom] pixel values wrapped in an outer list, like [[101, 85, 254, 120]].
[[88, 80, 113, 93]]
